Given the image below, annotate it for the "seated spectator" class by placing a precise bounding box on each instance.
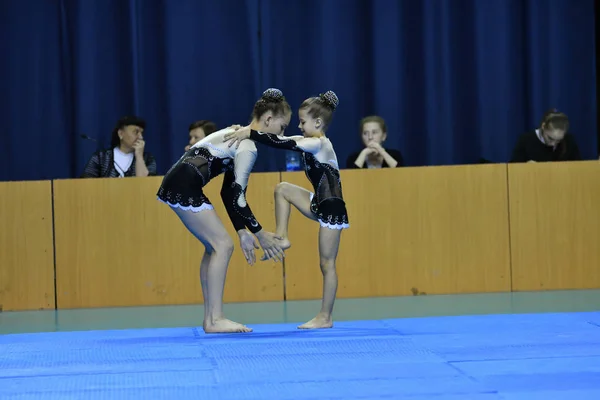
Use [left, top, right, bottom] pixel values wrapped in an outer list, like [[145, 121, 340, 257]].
[[81, 116, 157, 178], [510, 109, 581, 163], [346, 115, 404, 169], [184, 120, 218, 151]]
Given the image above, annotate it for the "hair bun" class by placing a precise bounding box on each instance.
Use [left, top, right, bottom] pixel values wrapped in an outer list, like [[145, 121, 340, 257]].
[[320, 90, 339, 110], [262, 88, 284, 103]]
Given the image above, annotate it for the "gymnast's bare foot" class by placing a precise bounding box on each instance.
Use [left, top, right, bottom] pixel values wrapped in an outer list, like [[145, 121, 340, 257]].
[[278, 237, 291, 251], [298, 313, 333, 329], [203, 318, 253, 333], [261, 237, 291, 261]]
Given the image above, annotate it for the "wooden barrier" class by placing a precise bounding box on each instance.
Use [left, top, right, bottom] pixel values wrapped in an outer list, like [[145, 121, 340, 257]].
[[0, 181, 55, 311], [52, 174, 282, 309], [3, 161, 600, 311], [282, 165, 513, 300], [508, 161, 600, 291]]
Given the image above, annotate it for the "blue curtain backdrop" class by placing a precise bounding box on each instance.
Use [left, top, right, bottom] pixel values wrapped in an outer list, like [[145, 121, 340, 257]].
[[0, 0, 596, 182]]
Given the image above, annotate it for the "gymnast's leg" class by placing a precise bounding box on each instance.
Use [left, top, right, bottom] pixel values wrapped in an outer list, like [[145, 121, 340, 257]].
[[272, 182, 316, 250], [298, 226, 341, 329], [198, 249, 212, 329], [171, 206, 252, 333]]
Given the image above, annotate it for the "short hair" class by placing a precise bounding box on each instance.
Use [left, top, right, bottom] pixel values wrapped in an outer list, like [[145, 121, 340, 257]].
[[188, 120, 217, 136], [251, 88, 291, 120], [111, 116, 146, 148], [359, 115, 387, 135]]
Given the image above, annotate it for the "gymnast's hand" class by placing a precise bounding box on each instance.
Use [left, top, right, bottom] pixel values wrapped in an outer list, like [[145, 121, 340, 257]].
[[224, 126, 252, 149], [238, 229, 259, 266], [254, 230, 285, 263]]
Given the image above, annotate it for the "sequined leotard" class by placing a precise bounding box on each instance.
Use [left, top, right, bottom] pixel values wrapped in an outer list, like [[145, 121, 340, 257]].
[[248, 130, 349, 229], [157, 128, 263, 233]]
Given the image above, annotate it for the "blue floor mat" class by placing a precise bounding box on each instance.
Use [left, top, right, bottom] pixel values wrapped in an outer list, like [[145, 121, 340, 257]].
[[1, 312, 599, 399]]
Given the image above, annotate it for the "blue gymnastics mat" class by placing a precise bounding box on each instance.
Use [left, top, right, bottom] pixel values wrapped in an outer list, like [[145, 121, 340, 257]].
[[1, 312, 600, 399]]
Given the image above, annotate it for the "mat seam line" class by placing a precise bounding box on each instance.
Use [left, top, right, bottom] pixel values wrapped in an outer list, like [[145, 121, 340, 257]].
[[445, 362, 487, 385], [450, 353, 600, 363]]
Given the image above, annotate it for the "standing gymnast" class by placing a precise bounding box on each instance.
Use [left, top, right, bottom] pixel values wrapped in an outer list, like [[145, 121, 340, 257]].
[[224, 91, 348, 329], [157, 88, 291, 333]]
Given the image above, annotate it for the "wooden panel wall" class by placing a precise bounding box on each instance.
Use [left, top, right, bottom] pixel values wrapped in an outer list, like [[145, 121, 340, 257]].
[[508, 161, 600, 291], [282, 165, 512, 300], [52, 174, 282, 309], [0, 181, 55, 311], [3, 161, 599, 311]]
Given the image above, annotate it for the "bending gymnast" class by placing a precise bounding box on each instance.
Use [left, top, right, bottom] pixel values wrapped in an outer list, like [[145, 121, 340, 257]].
[[225, 91, 349, 329], [157, 88, 291, 333]]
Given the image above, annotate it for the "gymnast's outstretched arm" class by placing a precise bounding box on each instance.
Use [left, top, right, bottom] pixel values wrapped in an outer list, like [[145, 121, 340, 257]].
[[224, 128, 321, 154], [220, 140, 284, 261], [250, 130, 322, 154], [220, 168, 259, 233]]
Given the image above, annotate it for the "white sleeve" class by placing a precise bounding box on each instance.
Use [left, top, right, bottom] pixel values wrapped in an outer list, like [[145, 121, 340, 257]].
[[233, 140, 258, 190], [219, 140, 261, 233], [293, 137, 322, 154]]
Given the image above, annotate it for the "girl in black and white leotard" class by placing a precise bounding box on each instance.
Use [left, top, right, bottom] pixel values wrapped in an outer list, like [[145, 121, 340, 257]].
[[156, 88, 291, 334], [225, 90, 348, 330], [159, 129, 265, 231]]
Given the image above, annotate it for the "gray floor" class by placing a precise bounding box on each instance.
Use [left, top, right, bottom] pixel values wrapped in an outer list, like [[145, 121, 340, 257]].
[[2, 289, 599, 335]]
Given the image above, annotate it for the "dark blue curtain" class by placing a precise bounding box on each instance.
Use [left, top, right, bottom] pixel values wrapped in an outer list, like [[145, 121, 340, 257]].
[[0, 0, 596, 181]]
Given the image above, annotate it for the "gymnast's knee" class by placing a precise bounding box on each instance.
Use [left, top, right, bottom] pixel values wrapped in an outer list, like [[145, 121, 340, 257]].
[[212, 236, 234, 257], [203, 244, 215, 255], [274, 182, 292, 198], [319, 258, 336, 274]]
